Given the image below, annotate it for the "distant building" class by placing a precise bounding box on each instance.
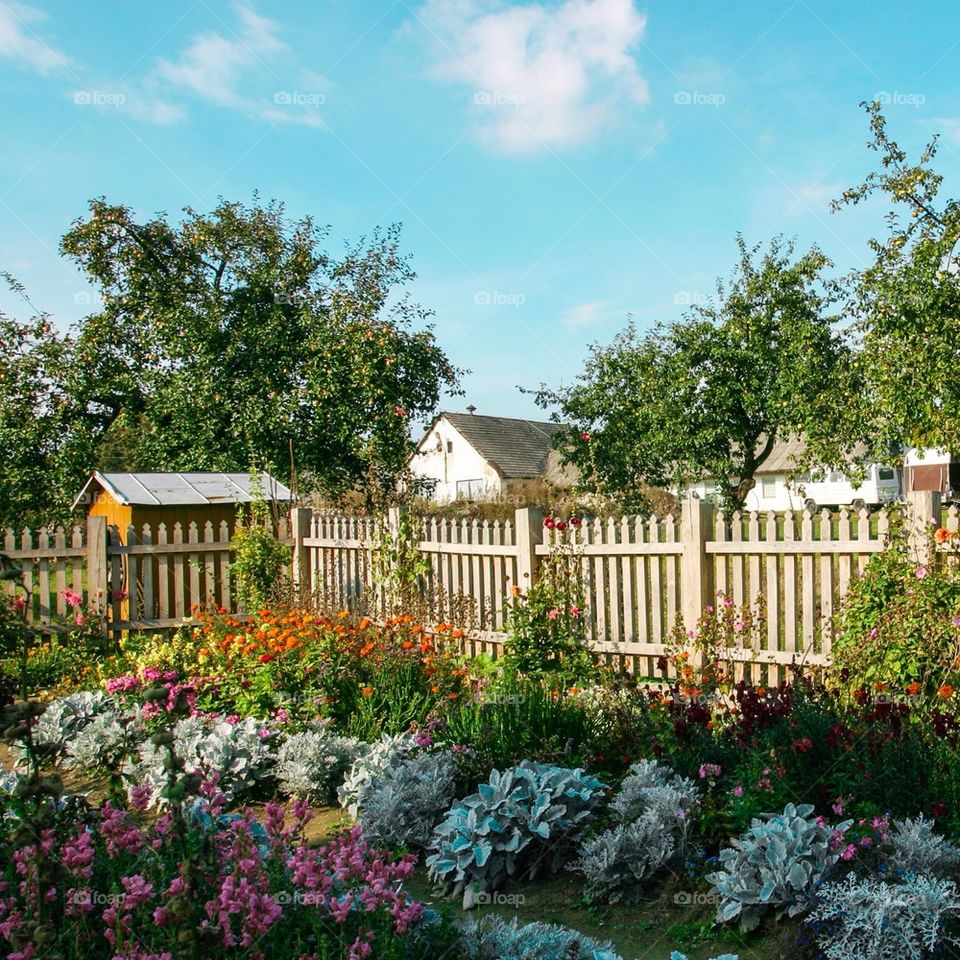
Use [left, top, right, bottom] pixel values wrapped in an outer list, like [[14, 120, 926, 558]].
[[904, 448, 960, 499], [409, 411, 577, 502], [682, 438, 901, 511], [72, 471, 293, 540]]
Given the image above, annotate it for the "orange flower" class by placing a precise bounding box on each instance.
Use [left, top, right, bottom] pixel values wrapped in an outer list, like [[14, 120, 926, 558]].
[[361, 686, 374, 698], [358, 617, 373, 630], [447, 692, 458, 700], [935, 527, 955, 544], [757, 687, 767, 697], [939, 684, 955, 698], [510, 585, 522, 598], [451, 629, 464, 639], [874, 682, 887, 692], [431, 685, 440, 693], [402, 640, 414, 650], [906, 681, 923, 696]]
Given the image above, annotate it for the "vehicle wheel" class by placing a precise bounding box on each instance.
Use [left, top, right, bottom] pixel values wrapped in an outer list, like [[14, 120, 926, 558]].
[[851, 498, 866, 512], [803, 498, 817, 514]]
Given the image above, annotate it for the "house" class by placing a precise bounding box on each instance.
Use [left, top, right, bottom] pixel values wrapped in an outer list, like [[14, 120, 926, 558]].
[[408, 411, 577, 502], [72, 471, 293, 541], [683, 438, 901, 512]]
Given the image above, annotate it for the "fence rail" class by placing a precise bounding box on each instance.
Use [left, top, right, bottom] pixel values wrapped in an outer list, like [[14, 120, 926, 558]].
[[1, 492, 950, 680]]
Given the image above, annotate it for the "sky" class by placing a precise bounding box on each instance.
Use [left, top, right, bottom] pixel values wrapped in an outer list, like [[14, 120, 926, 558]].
[[2, 0, 959, 429]]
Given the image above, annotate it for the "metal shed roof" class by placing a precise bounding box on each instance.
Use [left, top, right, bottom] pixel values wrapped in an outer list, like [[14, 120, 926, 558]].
[[73, 472, 293, 509]]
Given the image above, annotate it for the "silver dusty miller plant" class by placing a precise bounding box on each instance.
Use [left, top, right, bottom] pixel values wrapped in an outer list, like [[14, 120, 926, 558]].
[[275, 728, 368, 804], [707, 802, 852, 932], [12, 690, 114, 766], [882, 816, 960, 879], [128, 715, 277, 806], [357, 749, 458, 850], [571, 758, 699, 903], [808, 873, 960, 960], [458, 915, 622, 960], [337, 732, 419, 818], [64, 707, 145, 773]]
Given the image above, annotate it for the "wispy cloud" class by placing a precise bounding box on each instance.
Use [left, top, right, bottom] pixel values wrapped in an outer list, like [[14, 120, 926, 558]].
[[762, 178, 844, 220], [417, 0, 648, 154], [0, 1, 68, 73], [154, 4, 325, 127], [562, 299, 607, 329]]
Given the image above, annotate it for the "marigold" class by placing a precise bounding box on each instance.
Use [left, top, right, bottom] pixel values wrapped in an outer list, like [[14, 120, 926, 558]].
[[939, 684, 956, 698], [358, 617, 373, 630], [361, 686, 374, 698]]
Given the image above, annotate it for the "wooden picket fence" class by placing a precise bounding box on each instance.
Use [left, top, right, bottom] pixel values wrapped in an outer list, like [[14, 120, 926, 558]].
[[2, 492, 952, 680], [2, 515, 289, 639], [295, 492, 953, 683]]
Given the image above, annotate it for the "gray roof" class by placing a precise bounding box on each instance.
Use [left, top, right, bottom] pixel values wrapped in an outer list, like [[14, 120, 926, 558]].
[[73, 471, 292, 509], [438, 412, 568, 479]]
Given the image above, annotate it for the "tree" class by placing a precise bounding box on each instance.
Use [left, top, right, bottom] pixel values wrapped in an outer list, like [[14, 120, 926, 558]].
[[59, 198, 462, 504], [832, 101, 960, 456], [0, 274, 94, 528], [535, 237, 851, 511]]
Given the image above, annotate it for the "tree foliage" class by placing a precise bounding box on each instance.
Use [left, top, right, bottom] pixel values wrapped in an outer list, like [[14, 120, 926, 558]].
[[536, 237, 851, 510], [832, 100, 960, 456], [56, 198, 461, 504]]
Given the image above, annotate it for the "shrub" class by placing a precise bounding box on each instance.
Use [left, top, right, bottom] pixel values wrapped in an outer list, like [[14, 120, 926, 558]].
[[338, 731, 419, 818], [883, 815, 960, 879], [12, 690, 114, 765], [707, 802, 851, 932], [275, 728, 367, 804], [573, 810, 679, 903], [357, 749, 458, 851], [63, 708, 144, 773], [128, 715, 277, 805], [808, 873, 960, 960], [459, 914, 622, 960], [427, 760, 606, 908], [572, 759, 698, 903]]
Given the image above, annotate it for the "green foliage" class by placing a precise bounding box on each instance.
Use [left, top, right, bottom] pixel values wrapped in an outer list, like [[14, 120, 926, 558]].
[[832, 523, 960, 694], [228, 485, 289, 613], [832, 101, 960, 457], [503, 535, 596, 684], [55, 198, 462, 507], [371, 510, 431, 616], [535, 237, 850, 510]]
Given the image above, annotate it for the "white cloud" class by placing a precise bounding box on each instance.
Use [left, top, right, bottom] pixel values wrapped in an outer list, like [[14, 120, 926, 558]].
[[562, 299, 606, 329], [0, 1, 68, 73], [417, 0, 648, 153], [154, 4, 325, 127], [936, 118, 960, 144]]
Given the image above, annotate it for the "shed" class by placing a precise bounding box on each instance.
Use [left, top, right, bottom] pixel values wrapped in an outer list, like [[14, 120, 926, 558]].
[[72, 472, 293, 542]]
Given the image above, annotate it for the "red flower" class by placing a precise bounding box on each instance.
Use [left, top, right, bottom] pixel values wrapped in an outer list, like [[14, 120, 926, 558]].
[[258, 653, 275, 664], [543, 517, 556, 529], [555, 520, 567, 531], [394, 405, 407, 416], [793, 737, 814, 753], [570, 517, 582, 526]]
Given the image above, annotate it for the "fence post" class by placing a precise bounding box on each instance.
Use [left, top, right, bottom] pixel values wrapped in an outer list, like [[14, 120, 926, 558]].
[[680, 498, 714, 636], [86, 515, 108, 630], [906, 489, 941, 565], [290, 507, 313, 599], [514, 506, 543, 593]]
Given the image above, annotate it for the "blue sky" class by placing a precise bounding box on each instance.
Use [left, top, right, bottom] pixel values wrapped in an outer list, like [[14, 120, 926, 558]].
[[2, 0, 959, 428]]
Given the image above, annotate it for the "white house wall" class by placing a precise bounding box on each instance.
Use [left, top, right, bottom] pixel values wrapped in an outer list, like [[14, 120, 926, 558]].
[[409, 418, 503, 502]]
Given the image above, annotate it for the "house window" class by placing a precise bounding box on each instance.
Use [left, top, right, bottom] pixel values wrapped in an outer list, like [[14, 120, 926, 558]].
[[446, 440, 453, 453], [761, 476, 776, 498], [456, 479, 484, 499], [877, 466, 895, 481]]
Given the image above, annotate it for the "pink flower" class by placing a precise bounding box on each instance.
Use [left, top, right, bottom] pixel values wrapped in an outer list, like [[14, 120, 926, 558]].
[[394, 405, 407, 417], [731, 784, 744, 797], [915, 565, 928, 579], [62, 589, 83, 608], [568, 604, 581, 617], [74, 613, 86, 627], [952, 616, 960, 629], [546, 608, 559, 620], [722, 596, 734, 608], [581, 431, 590, 441], [733, 619, 745, 633], [699, 763, 722, 779], [840, 843, 857, 861], [12, 595, 27, 612], [414, 731, 433, 748], [832, 797, 844, 815]]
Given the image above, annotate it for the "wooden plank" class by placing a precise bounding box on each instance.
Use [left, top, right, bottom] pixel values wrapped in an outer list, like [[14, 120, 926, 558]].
[[648, 516, 663, 643], [126, 524, 138, 621], [141, 525, 154, 620], [54, 528, 67, 616], [819, 510, 834, 654], [37, 528, 50, 624], [783, 511, 797, 660], [801, 509, 816, 656], [837, 509, 852, 597], [764, 511, 779, 673], [218, 521, 231, 611], [664, 513, 677, 633]]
